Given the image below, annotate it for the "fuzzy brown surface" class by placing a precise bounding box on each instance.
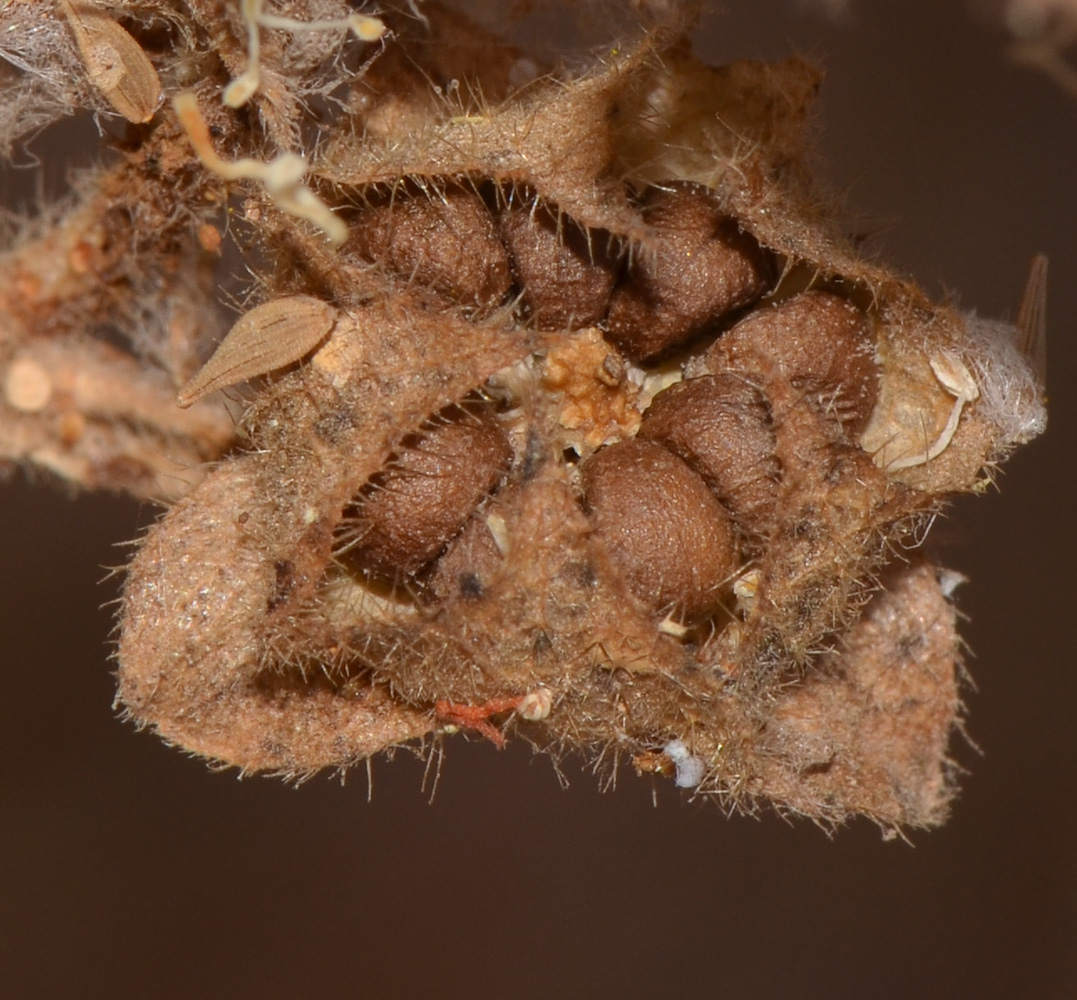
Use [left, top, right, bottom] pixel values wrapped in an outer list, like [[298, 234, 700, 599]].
[[638, 373, 780, 536], [582, 437, 739, 620], [605, 182, 775, 359]]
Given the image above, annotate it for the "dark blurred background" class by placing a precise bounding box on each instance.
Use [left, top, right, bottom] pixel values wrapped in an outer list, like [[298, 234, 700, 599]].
[[2, 2, 1074, 997]]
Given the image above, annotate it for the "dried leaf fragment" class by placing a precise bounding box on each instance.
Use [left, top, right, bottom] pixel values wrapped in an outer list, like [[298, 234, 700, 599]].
[[60, 0, 161, 123], [177, 296, 338, 407]]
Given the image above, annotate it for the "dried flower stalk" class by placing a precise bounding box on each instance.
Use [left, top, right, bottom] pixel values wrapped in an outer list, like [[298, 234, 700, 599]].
[[0, 1, 1046, 830]]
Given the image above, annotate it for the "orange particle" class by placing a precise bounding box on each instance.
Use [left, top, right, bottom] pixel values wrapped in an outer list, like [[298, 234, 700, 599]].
[[68, 241, 95, 275], [198, 223, 223, 254], [14, 271, 43, 302], [58, 411, 87, 445]]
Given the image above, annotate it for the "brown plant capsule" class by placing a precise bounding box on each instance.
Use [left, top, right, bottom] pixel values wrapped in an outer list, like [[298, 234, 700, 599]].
[[347, 184, 512, 312], [604, 182, 773, 360], [177, 296, 337, 407], [344, 406, 513, 579], [708, 290, 879, 435], [582, 438, 739, 621], [638, 374, 780, 534], [61, 0, 162, 123], [499, 198, 618, 330]]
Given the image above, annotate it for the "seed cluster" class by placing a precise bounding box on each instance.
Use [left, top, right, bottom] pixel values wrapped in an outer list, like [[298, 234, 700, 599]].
[[311, 182, 879, 637], [290, 175, 878, 637]]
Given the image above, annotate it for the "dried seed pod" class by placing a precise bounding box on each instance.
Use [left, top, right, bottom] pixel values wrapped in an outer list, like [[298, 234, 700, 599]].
[[344, 405, 513, 579], [347, 184, 512, 312], [499, 198, 618, 329], [638, 374, 780, 535], [707, 290, 879, 435], [177, 296, 338, 407], [582, 438, 739, 621], [60, 0, 162, 123], [604, 182, 774, 360]]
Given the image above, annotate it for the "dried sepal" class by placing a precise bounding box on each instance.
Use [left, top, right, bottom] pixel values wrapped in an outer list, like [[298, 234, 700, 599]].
[[60, 0, 162, 123], [177, 296, 338, 407]]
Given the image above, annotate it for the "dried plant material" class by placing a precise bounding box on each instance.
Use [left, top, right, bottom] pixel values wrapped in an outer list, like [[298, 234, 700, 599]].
[[4, 356, 54, 413], [0, 2, 1046, 829], [1016, 253, 1048, 387], [517, 687, 553, 722], [638, 374, 780, 537], [224, 0, 386, 108], [2, 337, 236, 497], [60, 0, 161, 123], [583, 437, 740, 622], [605, 182, 775, 360], [499, 196, 620, 330], [345, 183, 513, 312], [177, 296, 338, 407], [338, 402, 514, 579], [882, 352, 980, 471], [541, 329, 641, 451], [173, 92, 347, 245], [708, 291, 880, 436]]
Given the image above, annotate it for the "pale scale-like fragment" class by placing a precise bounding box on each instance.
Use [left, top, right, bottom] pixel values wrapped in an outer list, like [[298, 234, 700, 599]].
[[177, 296, 337, 407]]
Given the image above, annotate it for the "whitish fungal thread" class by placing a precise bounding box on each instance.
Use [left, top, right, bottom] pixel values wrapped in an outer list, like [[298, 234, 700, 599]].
[[173, 93, 348, 244], [223, 0, 386, 108], [177, 296, 338, 407], [60, 0, 162, 123]]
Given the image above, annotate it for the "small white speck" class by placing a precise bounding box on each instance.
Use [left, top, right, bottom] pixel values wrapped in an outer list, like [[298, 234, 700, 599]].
[[664, 739, 705, 788]]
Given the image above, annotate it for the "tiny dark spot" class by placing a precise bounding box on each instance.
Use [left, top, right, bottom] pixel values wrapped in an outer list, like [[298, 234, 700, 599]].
[[562, 560, 598, 590], [268, 559, 296, 611], [520, 428, 545, 481], [457, 572, 484, 598], [314, 406, 356, 444]]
